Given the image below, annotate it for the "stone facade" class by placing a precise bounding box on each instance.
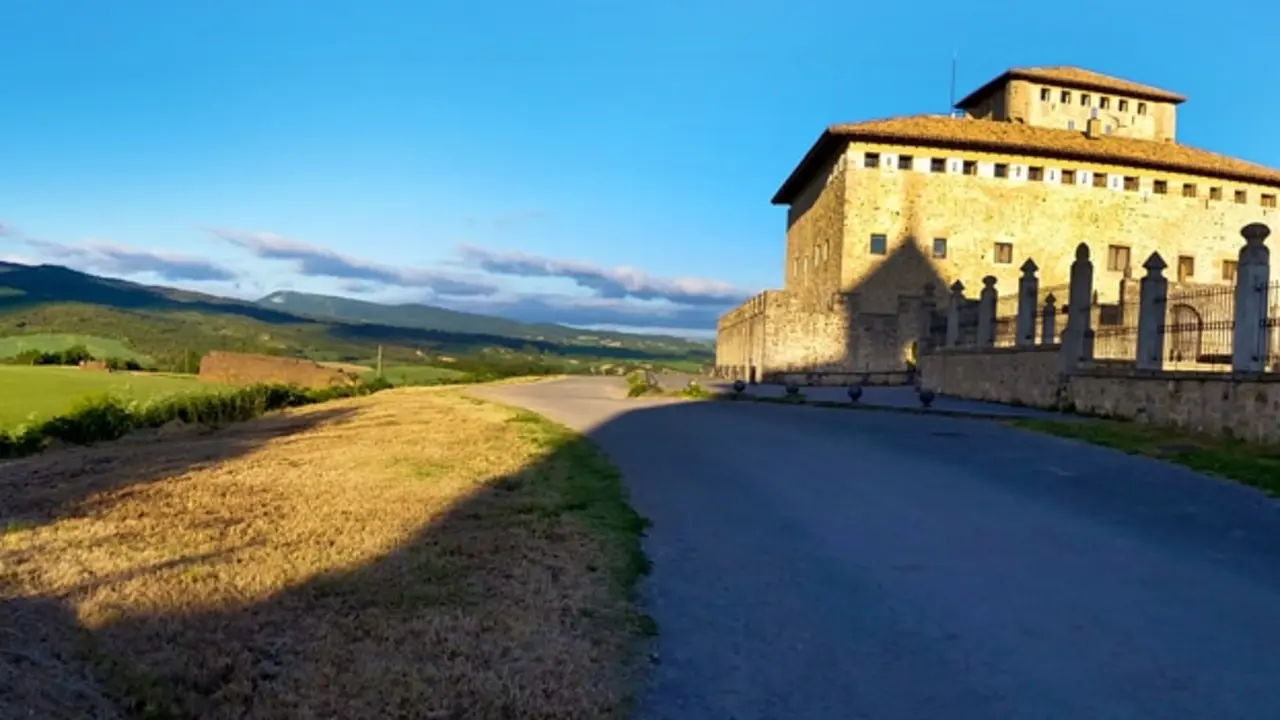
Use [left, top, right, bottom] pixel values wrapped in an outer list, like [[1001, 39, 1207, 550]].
[[1067, 370, 1280, 445], [716, 66, 1280, 382]]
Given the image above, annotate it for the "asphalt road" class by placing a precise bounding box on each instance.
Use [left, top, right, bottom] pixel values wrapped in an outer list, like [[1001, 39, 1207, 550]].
[[472, 376, 1280, 720]]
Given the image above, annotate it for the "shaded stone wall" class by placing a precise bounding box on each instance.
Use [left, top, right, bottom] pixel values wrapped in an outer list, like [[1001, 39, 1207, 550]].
[[715, 288, 930, 380], [199, 351, 357, 389], [918, 346, 1064, 407]]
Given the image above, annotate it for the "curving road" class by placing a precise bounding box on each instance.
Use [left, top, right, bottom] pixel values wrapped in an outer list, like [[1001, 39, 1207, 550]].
[[473, 377, 1280, 720]]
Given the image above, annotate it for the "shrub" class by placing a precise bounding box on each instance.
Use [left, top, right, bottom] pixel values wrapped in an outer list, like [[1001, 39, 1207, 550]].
[[625, 371, 661, 398], [0, 378, 390, 460], [674, 381, 713, 400]]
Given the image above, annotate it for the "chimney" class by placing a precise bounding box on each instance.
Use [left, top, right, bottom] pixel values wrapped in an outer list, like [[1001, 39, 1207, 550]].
[[1085, 117, 1103, 139]]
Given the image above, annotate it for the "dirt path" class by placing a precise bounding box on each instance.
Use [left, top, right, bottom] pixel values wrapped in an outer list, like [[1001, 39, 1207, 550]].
[[1, 387, 647, 719]]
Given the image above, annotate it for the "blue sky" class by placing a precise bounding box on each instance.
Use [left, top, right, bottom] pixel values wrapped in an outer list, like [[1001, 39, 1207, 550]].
[[2, 0, 1277, 336]]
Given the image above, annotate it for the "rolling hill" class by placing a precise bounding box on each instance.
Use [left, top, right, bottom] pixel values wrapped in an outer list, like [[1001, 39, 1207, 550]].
[[256, 290, 710, 350], [0, 262, 714, 372]]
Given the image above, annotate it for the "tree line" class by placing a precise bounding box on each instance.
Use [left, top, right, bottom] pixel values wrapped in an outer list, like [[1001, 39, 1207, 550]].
[[1, 344, 146, 371]]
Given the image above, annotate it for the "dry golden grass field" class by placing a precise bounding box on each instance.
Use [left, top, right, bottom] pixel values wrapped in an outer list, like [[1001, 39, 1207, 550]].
[[0, 386, 650, 719]]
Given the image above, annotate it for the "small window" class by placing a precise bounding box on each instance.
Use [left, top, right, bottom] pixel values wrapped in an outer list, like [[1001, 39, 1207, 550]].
[[1092, 172, 1108, 188], [1123, 176, 1139, 192], [1100, 96, 1111, 109], [1235, 189, 1248, 204], [1177, 255, 1195, 282], [1263, 194, 1277, 208], [1118, 99, 1129, 112], [963, 160, 977, 176], [993, 163, 1008, 178], [1137, 102, 1147, 115], [1028, 166, 1044, 181], [1067, 120, 1076, 130], [1153, 180, 1168, 195], [993, 242, 1013, 264], [1209, 186, 1223, 200], [898, 154, 913, 170], [1060, 90, 1071, 103], [864, 152, 880, 168], [930, 157, 946, 173], [1061, 169, 1076, 185], [932, 238, 947, 259], [1222, 260, 1238, 282], [1080, 93, 1091, 106], [1182, 183, 1197, 198], [1107, 245, 1131, 272], [869, 234, 887, 255], [792, 258, 798, 277], [1040, 88, 1051, 101]]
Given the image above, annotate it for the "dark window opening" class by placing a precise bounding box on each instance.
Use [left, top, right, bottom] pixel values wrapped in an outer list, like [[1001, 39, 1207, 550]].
[[994, 242, 1013, 264]]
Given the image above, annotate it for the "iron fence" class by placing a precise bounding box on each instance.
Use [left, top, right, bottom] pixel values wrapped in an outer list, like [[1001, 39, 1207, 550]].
[[1160, 284, 1235, 369], [1092, 296, 1140, 362], [993, 315, 1018, 347], [1266, 281, 1280, 372]]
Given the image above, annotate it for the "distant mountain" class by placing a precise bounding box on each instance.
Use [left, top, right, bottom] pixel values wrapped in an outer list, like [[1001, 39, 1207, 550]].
[[256, 290, 711, 351], [0, 262, 713, 371]]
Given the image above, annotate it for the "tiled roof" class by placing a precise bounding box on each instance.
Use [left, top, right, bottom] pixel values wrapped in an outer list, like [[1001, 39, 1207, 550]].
[[955, 66, 1186, 108], [771, 115, 1280, 205]]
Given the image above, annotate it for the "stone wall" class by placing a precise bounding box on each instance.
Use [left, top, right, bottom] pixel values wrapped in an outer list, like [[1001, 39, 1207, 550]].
[[1068, 370, 1280, 445], [199, 351, 358, 389], [715, 287, 930, 380], [918, 346, 1064, 407], [839, 141, 1277, 313]]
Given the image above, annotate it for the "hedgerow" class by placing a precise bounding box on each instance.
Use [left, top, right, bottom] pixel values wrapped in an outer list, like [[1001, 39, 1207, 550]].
[[0, 377, 393, 459]]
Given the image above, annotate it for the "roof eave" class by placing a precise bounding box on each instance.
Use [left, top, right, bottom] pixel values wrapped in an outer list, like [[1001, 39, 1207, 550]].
[[954, 69, 1187, 109], [953, 72, 1011, 110], [826, 130, 1280, 189], [1009, 70, 1187, 104], [770, 130, 847, 205]]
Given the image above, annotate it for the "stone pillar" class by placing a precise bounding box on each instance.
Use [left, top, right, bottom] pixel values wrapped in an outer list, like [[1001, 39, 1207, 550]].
[[1061, 243, 1094, 371], [1016, 260, 1038, 347], [1135, 252, 1168, 371], [1041, 294, 1057, 346], [918, 282, 937, 352], [1232, 222, 1272, 374], [977, 276, 997, 348], [946, 281, 964, 348]]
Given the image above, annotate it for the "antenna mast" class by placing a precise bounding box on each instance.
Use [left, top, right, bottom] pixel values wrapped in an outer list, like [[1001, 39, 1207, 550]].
[[948, 52, 957, 116]]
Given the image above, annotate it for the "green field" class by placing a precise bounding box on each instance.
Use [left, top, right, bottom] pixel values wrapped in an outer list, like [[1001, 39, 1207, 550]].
[[0, 333, 154, 364], [0, 366, 217, 429], [372, 364, 470, 386]]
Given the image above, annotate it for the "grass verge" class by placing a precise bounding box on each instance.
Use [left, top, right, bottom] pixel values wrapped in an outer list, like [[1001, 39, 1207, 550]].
[[1010, 417, 1280, 496], [0, 388, 650, 719]]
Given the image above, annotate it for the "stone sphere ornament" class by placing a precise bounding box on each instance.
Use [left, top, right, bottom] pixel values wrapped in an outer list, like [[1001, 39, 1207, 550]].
[[847, 385, 862, 403], [732, 379, 746, 394], [918, 388, 936, 408]]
